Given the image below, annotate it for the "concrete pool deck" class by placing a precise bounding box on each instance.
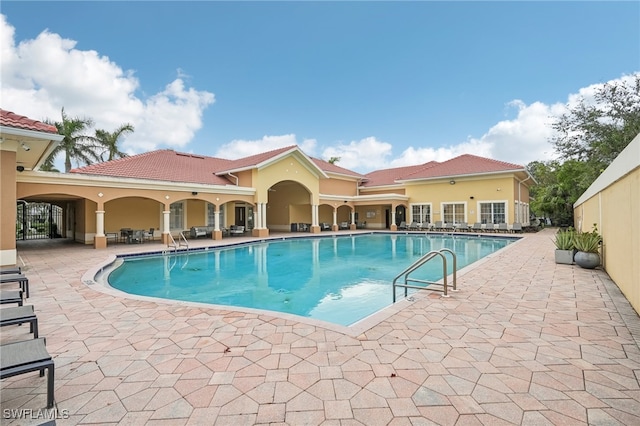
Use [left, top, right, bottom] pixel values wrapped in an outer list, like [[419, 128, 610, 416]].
[[1, 228, 639, 425]]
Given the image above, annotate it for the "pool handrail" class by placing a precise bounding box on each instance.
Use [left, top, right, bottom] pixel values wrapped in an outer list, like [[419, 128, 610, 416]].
[[392, 248, 457, 302]]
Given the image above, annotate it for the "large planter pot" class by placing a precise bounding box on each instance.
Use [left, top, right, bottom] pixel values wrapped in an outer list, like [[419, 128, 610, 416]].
[[555, 249, 574, 265], [574, 251, 600, 269]]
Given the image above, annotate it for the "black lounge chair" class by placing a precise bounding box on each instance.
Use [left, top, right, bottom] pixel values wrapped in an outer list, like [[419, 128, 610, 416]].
[[0, 305, 38, 338], [0, 273, 29, 298], [0, 338, 55, 408], [0, 266, 21, 275], [0, 290, 24, 306]]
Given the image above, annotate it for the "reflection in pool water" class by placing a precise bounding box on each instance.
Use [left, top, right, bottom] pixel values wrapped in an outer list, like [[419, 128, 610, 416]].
[[107, 233, 515, 326]]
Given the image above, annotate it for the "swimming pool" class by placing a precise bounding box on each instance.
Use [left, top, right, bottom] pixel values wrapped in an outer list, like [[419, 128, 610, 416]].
[[107, 233, 516, 326]]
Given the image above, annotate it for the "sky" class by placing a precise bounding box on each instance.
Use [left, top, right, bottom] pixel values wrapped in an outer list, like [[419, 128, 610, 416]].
[[1, 1, 638, 174]]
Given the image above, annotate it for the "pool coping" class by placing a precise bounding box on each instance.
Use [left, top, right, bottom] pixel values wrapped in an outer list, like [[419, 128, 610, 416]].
[[81, 231, 524, 337]]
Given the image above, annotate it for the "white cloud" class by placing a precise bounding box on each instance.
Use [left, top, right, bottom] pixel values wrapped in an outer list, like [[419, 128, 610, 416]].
[[321, 137, 393, 171], [215, 134, 318, 159], [0, 14, 214, 164]]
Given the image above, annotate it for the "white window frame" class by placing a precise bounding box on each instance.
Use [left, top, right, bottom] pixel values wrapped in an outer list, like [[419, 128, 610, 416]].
[[410, 203, 432, 225], [170, 201, 185, 230], [478, 200, 508, 224], [441, 202, 467, 224]]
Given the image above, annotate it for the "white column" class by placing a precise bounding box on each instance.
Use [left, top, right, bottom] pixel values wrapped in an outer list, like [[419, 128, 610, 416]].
[[332, 209, 337, 227], [163, 210, 170, 235], [350, 210, 355, 225], [312, 204, 318, 227], [391, 210, 396, 227], [256, 203, 263, 229], [96, 211, 105, 236], [214, 210, 220, 231], [261, 203, 267, 229]]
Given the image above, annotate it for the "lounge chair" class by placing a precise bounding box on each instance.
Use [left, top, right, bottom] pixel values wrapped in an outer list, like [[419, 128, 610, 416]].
[[0, 338, 55, 408], [433, 221, 443, 231], [398, 221, 407, 230], [0, 266, 21, 275], [229, 225, 245, 236], [471, 222, 482, 232], [190, 226, 206, 239], [0, 274, 29, 298], [456, 222, 469, 232], [408, 222, 419, 230], [497, 223, 509, 233], [0, 305, 38, 338], [511, 223, 523, 233], [0, 290, 23, 306]]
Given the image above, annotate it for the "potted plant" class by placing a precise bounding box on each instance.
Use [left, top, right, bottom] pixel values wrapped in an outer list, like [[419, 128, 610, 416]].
[[553, 228, 575, 264], [573, 224, 602, 269]]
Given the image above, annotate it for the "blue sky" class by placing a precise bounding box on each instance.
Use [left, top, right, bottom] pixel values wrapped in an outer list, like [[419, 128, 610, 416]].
[[1, 1, 638, 173]]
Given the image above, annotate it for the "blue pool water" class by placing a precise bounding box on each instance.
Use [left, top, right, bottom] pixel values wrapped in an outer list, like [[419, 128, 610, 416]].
[[108, 233, 515, 326]]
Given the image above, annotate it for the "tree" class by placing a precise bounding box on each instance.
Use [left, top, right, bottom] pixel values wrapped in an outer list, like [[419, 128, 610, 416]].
[[529, 160, 592, 225], [95, 123, 134, 161], [551, 74, 640, 184], [328, 156, 340, 164], [45, 107, 101, 172]]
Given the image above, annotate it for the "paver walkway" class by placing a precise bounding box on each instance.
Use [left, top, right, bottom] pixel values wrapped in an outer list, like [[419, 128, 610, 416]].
[[1, 228, 639, 425]]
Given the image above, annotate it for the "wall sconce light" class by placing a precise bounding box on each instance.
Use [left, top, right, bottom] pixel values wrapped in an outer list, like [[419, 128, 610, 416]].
[[216, 197, 220, 201], [21, 142, 31, 152], [191, 191, 198, 196], [98, 192, 104, 198], [165, 195, 170, 200], [449, 180, 456, 185], [469, 196, 474, 199], [16, 165, 25, 172], [497, 188, 502, 191]]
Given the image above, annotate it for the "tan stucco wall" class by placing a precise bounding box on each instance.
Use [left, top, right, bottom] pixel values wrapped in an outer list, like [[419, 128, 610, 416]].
[[574, 169, 639, 313], [319, 178, 358, 196], [405, 176, 519, 224], [253, 155, 320, 203], [0, 149, 17, 265], [105, 198, 162, 233]]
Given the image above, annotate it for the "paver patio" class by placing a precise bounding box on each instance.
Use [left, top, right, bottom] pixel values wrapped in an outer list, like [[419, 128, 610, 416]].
[[1, 228, 639, 425]]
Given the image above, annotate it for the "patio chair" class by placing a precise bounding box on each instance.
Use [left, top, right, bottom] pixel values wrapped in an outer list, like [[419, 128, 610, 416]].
[[511, 223, 523, 233], [497, 223, 509, 233], [130, 229, 144, 243], [0, 338, 55, 408], [320, 223, 331, 231], [0, 266, 21, 275], [339, 222, 349, 230], [408, 222, 419, 230], [190, 227, 206, 239], [143, 228, 155, 241], [434, 221, 444, 231], [0, 290, 23, 306], [471, 222, 482, 232], [0, 274, 29, 298], [398, 221, 407, 230], [0, 305, 38, 338], [229, 225, 245, 236]]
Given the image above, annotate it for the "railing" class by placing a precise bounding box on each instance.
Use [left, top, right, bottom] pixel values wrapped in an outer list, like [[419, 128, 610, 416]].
[[392, 248, 457, 302], [166, 232, 189, 253]]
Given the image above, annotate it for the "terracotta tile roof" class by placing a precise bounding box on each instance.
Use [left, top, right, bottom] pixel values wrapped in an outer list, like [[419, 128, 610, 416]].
[[215, 145, 299, 173], [361, 163, 438, 187], [70, 150, 235, 185], [401, 154, 525, 181], [361, 154, 526, 187], [311, 157, 365, 179], [0, 109, 58, 134]]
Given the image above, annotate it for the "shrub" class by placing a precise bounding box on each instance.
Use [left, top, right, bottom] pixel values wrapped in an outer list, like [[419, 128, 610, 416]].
[[553, 228, 575, 250], [573, 224, 602, 253]]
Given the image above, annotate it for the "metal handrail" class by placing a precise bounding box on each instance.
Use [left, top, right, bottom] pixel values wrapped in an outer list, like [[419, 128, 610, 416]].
[[166, 232, 189, 252], [392, 249, 457, 302]]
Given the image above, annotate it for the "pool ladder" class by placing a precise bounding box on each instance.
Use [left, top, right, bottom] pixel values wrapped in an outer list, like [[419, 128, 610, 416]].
[[166, 232, 189, 253], [392, 248, 457, 302]]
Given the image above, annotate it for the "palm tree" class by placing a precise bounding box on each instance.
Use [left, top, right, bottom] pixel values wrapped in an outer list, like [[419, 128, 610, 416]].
[[45, 107, 101, 172], [95, 123, 134, 161]]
